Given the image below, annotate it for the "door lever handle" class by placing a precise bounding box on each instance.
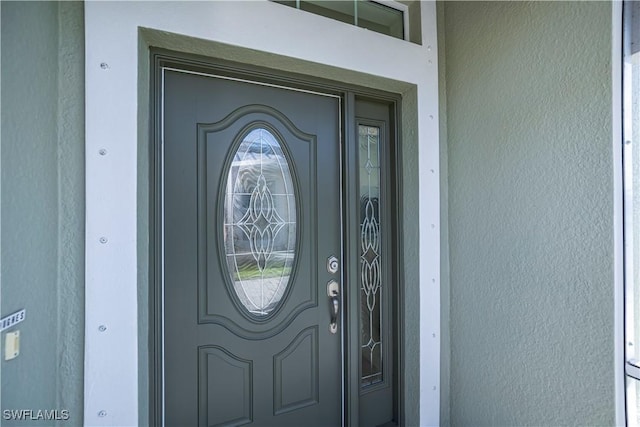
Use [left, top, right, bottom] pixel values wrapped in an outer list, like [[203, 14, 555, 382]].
[[329, 294, 339, 334], [327, 280, 340, 334]]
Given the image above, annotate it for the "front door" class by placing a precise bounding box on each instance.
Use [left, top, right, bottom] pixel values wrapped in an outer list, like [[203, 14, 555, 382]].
[[162, 68, 343, 426]]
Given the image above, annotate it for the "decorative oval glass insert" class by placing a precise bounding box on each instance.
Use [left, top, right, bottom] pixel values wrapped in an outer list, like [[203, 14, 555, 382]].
[[223, 127, 297, 317]]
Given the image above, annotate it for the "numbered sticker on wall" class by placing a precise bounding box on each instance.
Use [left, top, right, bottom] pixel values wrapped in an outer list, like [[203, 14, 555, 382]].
[[0, 309, 26, 332]]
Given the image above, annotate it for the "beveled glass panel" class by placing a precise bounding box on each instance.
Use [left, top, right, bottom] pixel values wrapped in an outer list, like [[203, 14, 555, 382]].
[[359, 125, 383, 387], [223, 128, 296, 317]]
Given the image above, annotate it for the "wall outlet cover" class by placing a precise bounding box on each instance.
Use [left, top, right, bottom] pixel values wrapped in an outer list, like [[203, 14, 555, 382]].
[[5, 330, 20, 361]]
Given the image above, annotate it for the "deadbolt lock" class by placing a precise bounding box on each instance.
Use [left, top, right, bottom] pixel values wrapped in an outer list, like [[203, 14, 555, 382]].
[[327, 256, 339, 274]]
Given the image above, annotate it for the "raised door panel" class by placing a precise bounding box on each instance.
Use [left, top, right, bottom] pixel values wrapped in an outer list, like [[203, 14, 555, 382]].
[[274, 326, 319, 415], [198, 346, 252, 427]]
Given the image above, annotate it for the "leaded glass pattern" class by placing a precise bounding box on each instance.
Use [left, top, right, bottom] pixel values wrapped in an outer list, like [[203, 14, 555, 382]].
[[223, 127, 296, 317], [359, 125, 382, 387]]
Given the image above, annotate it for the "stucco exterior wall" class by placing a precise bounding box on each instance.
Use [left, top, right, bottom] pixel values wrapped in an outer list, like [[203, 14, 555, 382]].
[[1, 2, 85, 425], [443, 2, 615, 425], [0, 1, 622, 426]]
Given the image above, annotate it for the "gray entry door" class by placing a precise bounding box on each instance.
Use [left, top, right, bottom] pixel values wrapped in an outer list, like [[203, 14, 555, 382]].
[[163, 69, 342, 427]]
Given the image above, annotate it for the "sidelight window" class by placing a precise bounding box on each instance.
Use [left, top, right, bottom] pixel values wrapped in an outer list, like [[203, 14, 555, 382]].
[[359, 125, 384, 387]]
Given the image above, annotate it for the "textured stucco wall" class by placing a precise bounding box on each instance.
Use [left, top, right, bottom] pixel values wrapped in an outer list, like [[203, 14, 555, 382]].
[[1, 2, 85, 425], [444, 2, 615, 425]]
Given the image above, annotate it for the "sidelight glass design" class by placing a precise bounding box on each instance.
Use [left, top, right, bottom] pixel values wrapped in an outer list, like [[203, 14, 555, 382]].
[[359, 125, 383, 387], [223, 127, 296, 317]]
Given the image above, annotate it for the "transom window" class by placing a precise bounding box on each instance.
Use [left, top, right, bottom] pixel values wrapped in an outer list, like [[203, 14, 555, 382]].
[[273, 0, 411, 41]]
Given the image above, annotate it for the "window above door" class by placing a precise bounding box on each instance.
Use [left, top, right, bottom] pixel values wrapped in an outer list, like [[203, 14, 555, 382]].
[[272, 0, 417, 42]]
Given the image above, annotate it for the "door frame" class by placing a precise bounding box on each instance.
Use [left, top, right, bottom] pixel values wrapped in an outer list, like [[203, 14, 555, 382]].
[[150, 50, 405, 427], [85, 3, 440, 425]]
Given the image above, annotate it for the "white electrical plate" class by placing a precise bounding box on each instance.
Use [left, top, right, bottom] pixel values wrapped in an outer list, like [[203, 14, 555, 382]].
[[5, 330, 20, 360]]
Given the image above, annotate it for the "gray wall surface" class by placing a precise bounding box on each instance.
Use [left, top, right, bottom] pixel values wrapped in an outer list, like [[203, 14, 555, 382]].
[[1, 2, 84, 426], [0, 1, 620, 426], [443, 1, 615, 425]]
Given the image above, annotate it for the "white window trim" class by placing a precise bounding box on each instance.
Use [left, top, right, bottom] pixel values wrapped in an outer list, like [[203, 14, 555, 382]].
[[84, 2, 440, 426]]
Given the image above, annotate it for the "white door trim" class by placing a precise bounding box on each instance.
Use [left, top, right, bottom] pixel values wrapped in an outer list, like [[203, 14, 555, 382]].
[[84, 2, 440, 426]]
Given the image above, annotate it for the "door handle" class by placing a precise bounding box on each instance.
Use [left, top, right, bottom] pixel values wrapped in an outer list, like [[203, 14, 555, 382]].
[[327, 280, 340, 334]]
